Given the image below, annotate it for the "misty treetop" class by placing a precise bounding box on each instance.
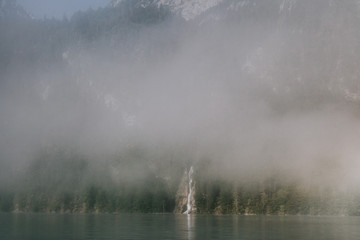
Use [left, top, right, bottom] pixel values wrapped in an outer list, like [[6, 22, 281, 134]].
[[2, 0, 360, 214]]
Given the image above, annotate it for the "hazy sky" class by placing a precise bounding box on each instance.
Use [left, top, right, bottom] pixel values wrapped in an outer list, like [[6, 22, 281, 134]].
[[18, 0, 109, 19]]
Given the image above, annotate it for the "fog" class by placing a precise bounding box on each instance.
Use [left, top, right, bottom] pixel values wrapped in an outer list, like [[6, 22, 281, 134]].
[[1, 0, 360, 190], [17, 0, 107, 19]]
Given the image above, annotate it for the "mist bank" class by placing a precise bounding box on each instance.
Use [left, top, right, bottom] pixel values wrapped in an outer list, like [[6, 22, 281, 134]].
[[1, 0, 360, 213], [0, 145, 360, 216]]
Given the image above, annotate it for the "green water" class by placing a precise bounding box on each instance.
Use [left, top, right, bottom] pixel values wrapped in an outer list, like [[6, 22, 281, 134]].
[[0, 213, 359, 239]]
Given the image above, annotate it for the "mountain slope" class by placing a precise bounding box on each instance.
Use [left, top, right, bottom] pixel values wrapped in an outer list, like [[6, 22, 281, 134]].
[[0, 0, 31, 19], [109, 0, 224, 20]]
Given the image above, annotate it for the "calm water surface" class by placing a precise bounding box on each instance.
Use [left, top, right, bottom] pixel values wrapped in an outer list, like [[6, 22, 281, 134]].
[[0, 213, 359, 240]]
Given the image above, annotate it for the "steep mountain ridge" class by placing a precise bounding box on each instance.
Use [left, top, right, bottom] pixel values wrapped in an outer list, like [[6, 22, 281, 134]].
[[2, 0, 360, 215]]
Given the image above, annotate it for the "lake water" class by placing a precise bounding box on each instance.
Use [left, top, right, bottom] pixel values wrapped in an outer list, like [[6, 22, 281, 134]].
[[0, 213, 359, 240]]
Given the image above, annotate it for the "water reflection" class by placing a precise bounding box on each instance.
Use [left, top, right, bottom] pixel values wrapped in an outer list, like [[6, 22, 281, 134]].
[[1, 213, 360, 239], [187, 214, 194, 240]]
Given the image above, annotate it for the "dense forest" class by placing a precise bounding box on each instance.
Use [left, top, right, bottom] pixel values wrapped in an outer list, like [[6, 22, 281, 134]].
[[1, 148, 360, 215], [2, 0, 360, 215]]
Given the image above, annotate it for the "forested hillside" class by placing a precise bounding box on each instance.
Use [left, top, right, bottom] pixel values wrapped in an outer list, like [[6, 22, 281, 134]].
[[2, 0, 360, 215]]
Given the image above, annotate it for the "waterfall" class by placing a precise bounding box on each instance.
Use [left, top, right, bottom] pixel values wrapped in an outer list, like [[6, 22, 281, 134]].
[[183, 166, 194, 214]]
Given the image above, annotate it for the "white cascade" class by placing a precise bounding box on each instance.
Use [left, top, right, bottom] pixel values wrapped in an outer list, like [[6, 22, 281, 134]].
[[183, 166, 194, 214]]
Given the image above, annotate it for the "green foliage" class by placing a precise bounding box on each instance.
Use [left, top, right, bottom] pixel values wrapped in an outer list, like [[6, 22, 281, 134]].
[[4, 144, 184, 214], [2, 145, 360, 215], [194, 172, 360, 216], [0, 190, 14, 212]]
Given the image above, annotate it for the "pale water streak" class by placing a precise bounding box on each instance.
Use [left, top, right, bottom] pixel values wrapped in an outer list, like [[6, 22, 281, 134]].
[[183, 166, 194, 215], [0, 213, 360, 240]]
